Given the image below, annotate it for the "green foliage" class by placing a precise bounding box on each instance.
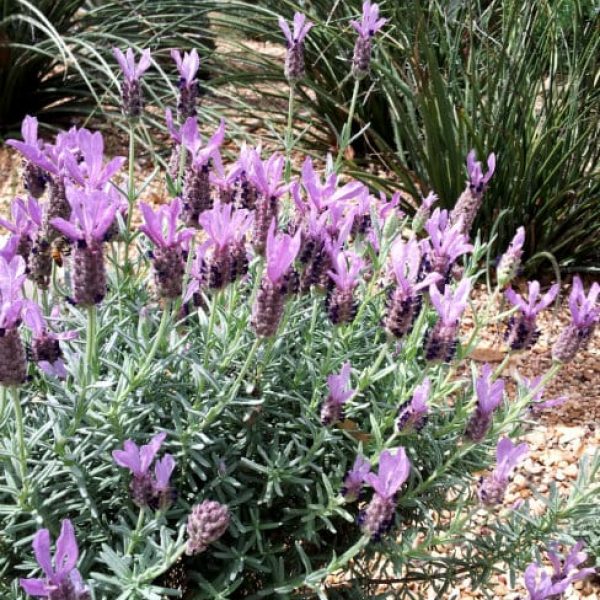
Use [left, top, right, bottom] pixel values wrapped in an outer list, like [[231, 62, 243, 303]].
[[210, 0, 600, 271], [0, 0, 214, 134]]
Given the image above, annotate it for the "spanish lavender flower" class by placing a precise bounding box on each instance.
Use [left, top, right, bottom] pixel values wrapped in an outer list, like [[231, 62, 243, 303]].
[[24, 305, 77, 379], [465, 364, 505, 442], [29, 234, 53, 289], [112, 432, 167, 507], [359, 448, 410, 540], [320, 362, 355, 425], [252, 223, 301, 337], [298, 211, 332, 292], [181, 118, 226, 227], [235, 143, 261, 210], [425, 278, 471, 362], [171, 48, 200, 119], [450, 150, 496, 234], [477, 436, 528, 505], [0, 256, 28, 386], [412, 191, 438, 232], [250, 152, 288, 253], [397, 378, 430, 432], [385, 238, 440, 338], [553, 276, 599, 363], [423, 208, 473, 282], [497, 227, 525, 287], [165, 108, 191, 181], [341, 455, 371, 502], [153, 454, 176, 510], [51, 188, 117, 306], [186, 500, 230, 555], [210, 151, 242, 205], [326, 250, 364, 325], [350, 1, 388, 79], [0, 196, 42, 265], [20, 519, 91, 600], [521, 562, 571, 600], [13, 116, 48, 198], [64, 129, 125, 192], [547, 541, 596, 589], [113, 47, 152, 118], [198, 202, 253, 289], [139, 198, 195, 300], [505, 281, 559, 351], [521, 375, 567, 417], [279, 12, 313, 81], [349, 190, 372, 237]]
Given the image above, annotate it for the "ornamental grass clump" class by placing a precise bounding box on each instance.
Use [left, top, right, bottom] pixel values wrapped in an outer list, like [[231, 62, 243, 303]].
[[1, 27, 598, 600]]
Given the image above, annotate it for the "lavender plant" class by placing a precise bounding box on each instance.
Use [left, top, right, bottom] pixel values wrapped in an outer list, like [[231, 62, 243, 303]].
[[0, 37, 598, 600]]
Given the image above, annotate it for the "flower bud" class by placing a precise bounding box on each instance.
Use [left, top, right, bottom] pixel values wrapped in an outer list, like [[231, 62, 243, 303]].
[[186, 500, 230, 555]]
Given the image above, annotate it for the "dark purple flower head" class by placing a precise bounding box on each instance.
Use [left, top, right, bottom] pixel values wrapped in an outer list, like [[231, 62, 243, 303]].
[[171, 48, 200, 86], [0, 196, 42, 240], [342, 455, 371, 502], [328, 250, 364, 291], [182, 118, 226, 169], [113, 47, 152, 82], [20, 519, 90, 599], [505, 281, 559, 319], [424, 208, 473, 273], [279, 12, 313, 45], [475, 364, 504, 415], [390, 238, 440, 294], [112, 432, 166, 479], [547, 541, 596, 586], [364, 447, 410, 499], [523, 562, 571, 600], [64, 129, 125, 191], [568, 276, 600, 329], [397, 378, 430, 431], [350, 1, 387, 37], [139, 198, 195, 249], [199, 202, 253, 252], [251, 151, 288, 199], [50, 187, 117, 246], [266, 221, 301, 284], [466, 150, 496, 196], [429, 278, 471, 326]]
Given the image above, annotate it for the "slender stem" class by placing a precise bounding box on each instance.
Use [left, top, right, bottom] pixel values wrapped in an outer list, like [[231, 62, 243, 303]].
[[126, 507, 145, 557], [11, 386, 27, 490], [284, 83, 296, 183], [203, 291, 221, 372], [335, 78, 361, 172], [125, 122, 136, 266], [177, 144, 188, 195], [139, 542, 187, 582], [86, 306, 97, 382]]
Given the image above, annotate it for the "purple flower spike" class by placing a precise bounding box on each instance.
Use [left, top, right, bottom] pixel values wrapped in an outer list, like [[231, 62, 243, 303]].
[[360, 448, 410, 540], [465, 364, 504, 442], [279, 12, 313, 81], [171, 48, 201, 118], [113, 433, 168, 508], [478, 437, 528, 505], [425, 278, 471, 362], [450, 150, 496, 234], [321, 361, 355, 426], [505, 281, 558, 351], [553, 276, 599, 363], [20, 519, 90, 600], [252, 223, 301, 337], [497, 226, 525, 287], [424, 208, 473, 281], [523, 562, 571, 600], [547, 541, 596, 587], [385, 238, 440, 338], [341, 455, 371, 502], [326, 249, 364, 325], [350, 1, 387, 78], [397, 378, 430, 432], [9, 116, 48, 198], [113, 47, 152, 118], [140, 198, 195, 299], [186, 500, 230, 555]]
